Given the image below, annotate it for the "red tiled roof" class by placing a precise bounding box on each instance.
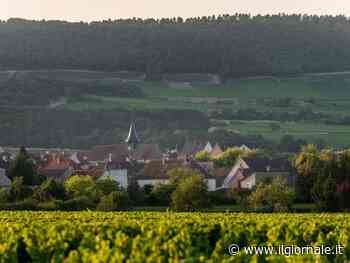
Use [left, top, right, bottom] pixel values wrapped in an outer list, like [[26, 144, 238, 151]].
[[38, 153, 72, 170], [210, 144, 223, 158]]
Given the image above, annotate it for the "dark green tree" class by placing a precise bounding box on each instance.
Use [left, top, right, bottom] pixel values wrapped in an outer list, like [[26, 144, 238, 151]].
[[171, 173, 210, 212], [8, 147, 38, 186]]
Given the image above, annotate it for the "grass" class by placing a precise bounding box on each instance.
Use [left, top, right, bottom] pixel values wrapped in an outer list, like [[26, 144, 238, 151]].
[[65, 95, 211, 112], [142, 75, 350, 100], [64, 74, 350, 116], [224, 120, 350, 147]]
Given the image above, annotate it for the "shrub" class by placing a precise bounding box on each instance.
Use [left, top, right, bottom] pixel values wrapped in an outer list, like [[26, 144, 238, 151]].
[[95, 177, 120, 196], [171, 174, 210, 212], [59, 196, 95, 211], [150, 183, 176, 206], [208, 189, 235, 205], [229, 188, 251, 207], [168, 168, 196, 186], [33, 179, 65, 201], [37, 200, 60, 211], [248, 176, 295, 212], [214, 147, 256, 168], [127, 180, 145, 205], [0, 188, 10, 203], [97, 191, 129, 211], [64, 175, 95, 198], [9, 177, 33, 201], [195, 151, 211, 162], [0, 198, 37, 210]]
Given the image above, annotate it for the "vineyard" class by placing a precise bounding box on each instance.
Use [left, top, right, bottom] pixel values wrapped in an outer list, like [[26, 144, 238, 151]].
[[0, 212, 349, 262]]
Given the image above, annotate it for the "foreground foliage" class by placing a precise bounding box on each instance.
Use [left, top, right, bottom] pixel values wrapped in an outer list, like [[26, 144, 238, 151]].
[[0, 212, 348, 262]]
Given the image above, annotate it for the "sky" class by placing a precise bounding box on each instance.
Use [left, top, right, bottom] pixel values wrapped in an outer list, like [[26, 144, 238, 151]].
[[1, 0, 349, 22]]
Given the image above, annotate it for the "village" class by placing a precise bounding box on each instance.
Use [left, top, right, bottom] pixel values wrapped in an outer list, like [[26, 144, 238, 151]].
[[0, 122, 295, 196]]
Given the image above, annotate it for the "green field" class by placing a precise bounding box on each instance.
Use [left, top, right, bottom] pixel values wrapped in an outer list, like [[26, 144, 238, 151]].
[[0, 211, 348, 262], [218, 120, 350, 147], [3, 70, 350, 147], [65, 75, 350, 114]]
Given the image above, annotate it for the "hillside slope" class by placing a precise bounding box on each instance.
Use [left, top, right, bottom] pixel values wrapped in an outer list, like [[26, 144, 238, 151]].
[[2, 15, 350, 78], [1, 70, 350, 149]]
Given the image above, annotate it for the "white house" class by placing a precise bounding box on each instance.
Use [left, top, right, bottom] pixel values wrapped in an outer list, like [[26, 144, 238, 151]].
[[0, 168, 11, 189], [101, 168, 128, 189], [216, 156, 293, 190], [137, 177, 217, 192], [221, 158, 253, 189], [203, 142, 213, 153]]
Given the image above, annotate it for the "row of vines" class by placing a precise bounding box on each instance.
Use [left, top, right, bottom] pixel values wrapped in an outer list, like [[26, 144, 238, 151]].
[[0, 212, 349, 262]]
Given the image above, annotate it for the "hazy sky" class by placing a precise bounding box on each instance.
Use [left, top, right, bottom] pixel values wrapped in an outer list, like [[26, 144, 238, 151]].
[[2, 0, 349, 22]]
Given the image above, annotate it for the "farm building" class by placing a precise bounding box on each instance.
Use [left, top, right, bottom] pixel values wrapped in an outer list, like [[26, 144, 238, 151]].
[[215, 156, 295, 190]]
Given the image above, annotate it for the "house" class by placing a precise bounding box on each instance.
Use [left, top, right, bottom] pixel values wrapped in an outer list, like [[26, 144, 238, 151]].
[[217, 156, 294, 190], [99, 161, 129, 189], [0, 152, 11, 172], [73, 162, 106, 180], [37, 153, 74, 183], [132, 144, 162, 162], [179, 141, 204, 159], [203, 142, 213, 153], [0, 168, 11, 189], [135, 158, 217, 191], [210, 143, 223, 158], [87, 144, 129, 163], [163, 148, 179, 161]]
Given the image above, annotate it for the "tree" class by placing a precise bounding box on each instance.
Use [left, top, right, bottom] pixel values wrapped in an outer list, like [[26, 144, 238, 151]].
[[9, 177, 32, 201], [171, 174, 210, 212], [214, 147, 256, 168], [64, 175, 95, 198], [95, 177, 120, 196], [294, 144, 320, 202], [8, 147, 38, 185], [168, 168, 196, 186], [248, 177, 295, 212], [150, 183, 176, 206], [127, 179, 145, 205], [97, 191, 129, 211], [33, 179, 65, 202], [294, 145, 345, 210], [195, 151, 211, 162]]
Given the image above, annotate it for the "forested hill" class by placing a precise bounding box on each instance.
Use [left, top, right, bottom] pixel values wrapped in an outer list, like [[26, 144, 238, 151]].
[[2, 15, 350, 78]]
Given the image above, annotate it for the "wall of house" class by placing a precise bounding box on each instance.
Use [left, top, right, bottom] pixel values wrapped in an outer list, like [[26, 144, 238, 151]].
[[137, 178, 216, 191], [0, 168, 11, 188], [222, 158, 248, 188], [102, 169, 128, 189], [206, 179, 216, 191], [240, 174, 256, 189], [137, 179, 169, 188], [64, 168, 73, 181]]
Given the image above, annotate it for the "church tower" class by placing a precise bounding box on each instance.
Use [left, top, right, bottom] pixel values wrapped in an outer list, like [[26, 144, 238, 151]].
[[125, 121, 140, 151]]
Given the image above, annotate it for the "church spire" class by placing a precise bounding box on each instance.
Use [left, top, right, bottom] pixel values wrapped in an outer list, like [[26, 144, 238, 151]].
[[125, 121, 140, 150]]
